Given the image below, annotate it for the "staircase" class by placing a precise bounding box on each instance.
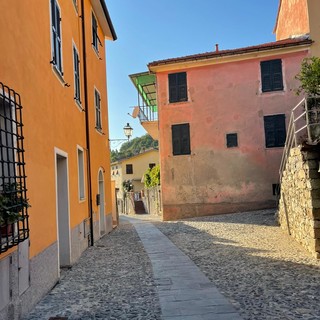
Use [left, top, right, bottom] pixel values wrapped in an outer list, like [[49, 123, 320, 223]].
[[134, 200, 146, 214]]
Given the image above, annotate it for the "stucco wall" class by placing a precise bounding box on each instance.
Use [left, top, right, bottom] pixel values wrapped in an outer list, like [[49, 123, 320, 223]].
[[278, 146, 320, 258], [275, 0, 309, 40], [157, 50, 309, 220], [0, 0, 114, 317], [275, 0, 320, 57]]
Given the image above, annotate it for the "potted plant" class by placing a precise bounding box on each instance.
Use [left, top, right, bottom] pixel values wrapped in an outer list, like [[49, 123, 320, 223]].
[[0, 182, 30, 237]]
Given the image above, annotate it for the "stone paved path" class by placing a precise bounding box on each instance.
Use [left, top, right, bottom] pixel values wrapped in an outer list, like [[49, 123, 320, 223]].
[[24, 220, 162, 320], [127, 216, 242, 320], [155, 209, 320, 320], [24, 210, 320, 320]]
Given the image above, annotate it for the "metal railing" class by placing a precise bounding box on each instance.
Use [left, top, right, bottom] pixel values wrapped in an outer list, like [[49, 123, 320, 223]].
[[279, 97, 320, 182], [138, 105, 158, 123], [0, 82, 29, 253]]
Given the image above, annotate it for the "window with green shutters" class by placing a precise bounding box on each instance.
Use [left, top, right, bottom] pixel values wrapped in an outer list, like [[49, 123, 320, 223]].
[[260, 59, 284, 92], [169, 72, 188, 103], [172, 123, 191, 155], [264, 114, 286, 148]]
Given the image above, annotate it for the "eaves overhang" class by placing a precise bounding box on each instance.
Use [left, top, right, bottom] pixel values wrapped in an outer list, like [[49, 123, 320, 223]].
[[129, 72, 157, 111], [91, 0, 117, 40], [148, 38, 313, 72]]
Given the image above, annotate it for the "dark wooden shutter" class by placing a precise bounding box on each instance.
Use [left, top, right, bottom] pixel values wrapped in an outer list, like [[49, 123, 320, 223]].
[[172, 124, 190, 155], [226, 133, 238, 148], [177, 72, 187, 101], [261, 61, 272, 92], [169, 74, 178, 103], [172, 124, 181, 155], [169, 72, 187, 102], [271, 59, 284, 91], [264, 114, 286, 148], [264, 116, 276, 147], [261, 59, 283, 92], [275, 114, 286, 146], [180, 123, 190, 154]]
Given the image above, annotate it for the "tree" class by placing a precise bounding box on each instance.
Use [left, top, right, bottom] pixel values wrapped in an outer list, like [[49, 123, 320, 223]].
[[296, 57, 320, 96], [110, 134, 158, 162]]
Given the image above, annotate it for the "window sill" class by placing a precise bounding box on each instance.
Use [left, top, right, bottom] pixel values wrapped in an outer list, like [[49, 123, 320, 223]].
[[52, 65, 65, 86], [92, 45, 101, 60], [265, 146, 284, 149], [95, 127, 104, 135], [261, 89, 284, 94], [75, 98, 83, 111]]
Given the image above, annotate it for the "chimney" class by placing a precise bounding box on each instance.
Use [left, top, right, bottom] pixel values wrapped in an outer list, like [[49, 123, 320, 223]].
[[215, 44, 219, 52]]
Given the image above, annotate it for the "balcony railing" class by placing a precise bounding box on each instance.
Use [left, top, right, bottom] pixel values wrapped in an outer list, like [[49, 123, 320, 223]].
[[279, 97, 320, 182]]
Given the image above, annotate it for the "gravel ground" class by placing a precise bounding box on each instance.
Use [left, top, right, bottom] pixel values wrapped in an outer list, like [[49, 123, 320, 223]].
[[154, 209, 320, 320], [24, 221, 162, 320]]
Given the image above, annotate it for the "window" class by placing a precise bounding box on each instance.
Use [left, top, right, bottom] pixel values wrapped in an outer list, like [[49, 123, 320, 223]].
[[172, 123, 191, 156], [126, 164, 133, 174], [77, 147, 85, 200], [169, 72, 187, 103], [73, 45, 81, 104], [50, 0, 63, 74], [72, 0, 78, 11], [260, 59, 283, 92], [94, 89, 101, 130], [149, 163, 156, 169], [0, 82, 29, 253], [264, 114, 286, 148], [92, 12, 101, 53], [226, 133, 238, 148]]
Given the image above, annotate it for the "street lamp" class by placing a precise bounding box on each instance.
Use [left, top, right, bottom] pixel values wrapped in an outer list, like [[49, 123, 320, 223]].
[[109, 123, 133, 142], [123, 123, 133, 141]]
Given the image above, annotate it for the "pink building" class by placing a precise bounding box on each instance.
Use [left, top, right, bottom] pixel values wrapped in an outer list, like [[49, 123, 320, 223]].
[[131, 2, 317, 220]]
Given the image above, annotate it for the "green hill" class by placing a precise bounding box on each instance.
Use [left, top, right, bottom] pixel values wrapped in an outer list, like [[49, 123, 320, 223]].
[[111, 134, 158, 162]]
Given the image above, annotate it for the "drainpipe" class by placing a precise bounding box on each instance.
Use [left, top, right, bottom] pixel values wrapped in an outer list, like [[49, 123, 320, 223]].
[[80, 0, 94, 246]]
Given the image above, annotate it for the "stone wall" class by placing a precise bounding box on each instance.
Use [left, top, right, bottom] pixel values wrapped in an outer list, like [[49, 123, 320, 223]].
[[142, 186, 162, 216], [278, 146, 320, 258]]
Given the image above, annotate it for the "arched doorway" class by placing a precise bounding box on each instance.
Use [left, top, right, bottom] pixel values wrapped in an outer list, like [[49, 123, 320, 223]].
[[98, 169, 105, 235]]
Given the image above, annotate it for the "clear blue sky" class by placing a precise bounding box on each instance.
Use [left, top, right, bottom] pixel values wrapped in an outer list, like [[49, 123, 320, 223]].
[[106, 0, 280, 145]]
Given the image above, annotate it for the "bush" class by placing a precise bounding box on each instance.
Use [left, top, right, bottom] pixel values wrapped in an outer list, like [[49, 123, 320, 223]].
[[295, 56, 320, 96], [144, 165, 160, 188]]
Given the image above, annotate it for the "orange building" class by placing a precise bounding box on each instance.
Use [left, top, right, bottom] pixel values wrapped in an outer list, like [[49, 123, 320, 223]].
[[274, 0, 320, 56], [0, 0, 116, 318]]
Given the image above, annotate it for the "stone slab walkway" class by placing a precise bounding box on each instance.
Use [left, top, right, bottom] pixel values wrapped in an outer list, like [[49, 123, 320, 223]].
[[126, 216, 243, 320]]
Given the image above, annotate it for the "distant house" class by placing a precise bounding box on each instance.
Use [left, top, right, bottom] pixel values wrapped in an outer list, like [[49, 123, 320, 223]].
[[0, 0, 116, 318], [131, 17, 314, 220], [111, 148, 159, 213]]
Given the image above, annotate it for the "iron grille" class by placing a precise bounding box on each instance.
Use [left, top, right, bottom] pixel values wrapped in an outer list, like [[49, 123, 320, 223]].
[[0, 82, 29, 254]]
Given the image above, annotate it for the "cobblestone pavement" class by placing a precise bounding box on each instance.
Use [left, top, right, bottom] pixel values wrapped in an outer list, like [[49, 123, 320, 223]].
[[24, 220, 162, 320], [24, 209, 320, 320], [154, 209, 320, 320]]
